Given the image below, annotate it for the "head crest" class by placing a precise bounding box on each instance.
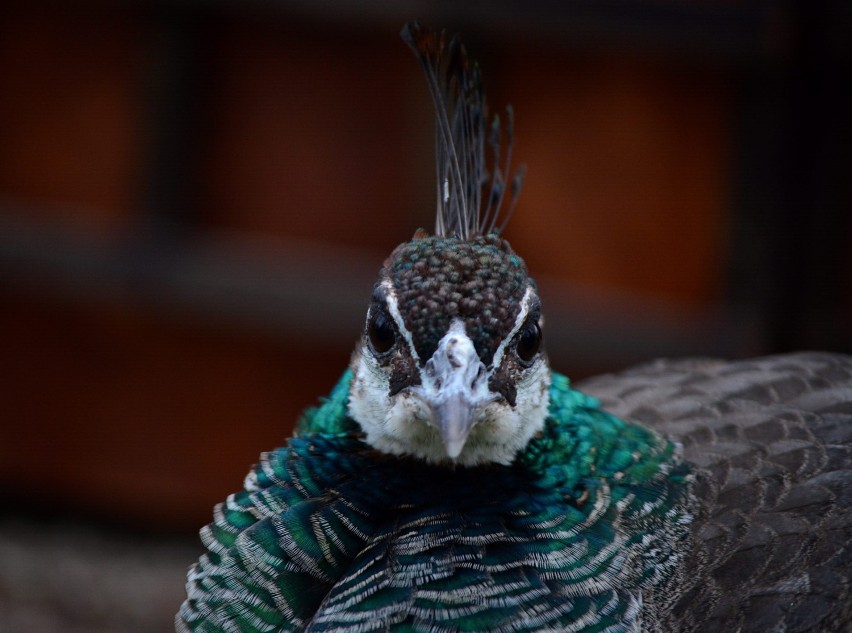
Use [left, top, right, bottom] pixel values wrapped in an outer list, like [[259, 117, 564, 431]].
[[401, 21, 525, 240]]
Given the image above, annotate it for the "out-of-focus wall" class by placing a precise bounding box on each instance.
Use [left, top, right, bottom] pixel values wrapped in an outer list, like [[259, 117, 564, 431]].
[[1, 1, 849, 532]]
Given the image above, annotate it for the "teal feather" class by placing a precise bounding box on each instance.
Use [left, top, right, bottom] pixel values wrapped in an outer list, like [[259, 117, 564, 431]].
[[178, 371, 693, 632], [295, 370, 358, 436]]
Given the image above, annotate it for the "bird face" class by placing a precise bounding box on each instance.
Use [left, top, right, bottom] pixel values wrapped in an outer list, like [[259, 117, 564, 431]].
[[349, 234, 551, 466]]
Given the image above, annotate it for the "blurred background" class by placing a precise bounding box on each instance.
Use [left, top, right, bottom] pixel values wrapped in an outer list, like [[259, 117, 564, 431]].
[[1, 1, 850, 630]]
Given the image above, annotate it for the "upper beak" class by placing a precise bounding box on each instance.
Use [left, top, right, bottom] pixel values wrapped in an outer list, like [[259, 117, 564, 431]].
[[434, 391, 479, 459], [412, 321, 494, 459]]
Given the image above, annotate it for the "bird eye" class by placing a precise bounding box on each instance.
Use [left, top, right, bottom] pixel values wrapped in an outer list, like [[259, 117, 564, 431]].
[[367, 309, 396, 355], [516, 319, 541, 364]]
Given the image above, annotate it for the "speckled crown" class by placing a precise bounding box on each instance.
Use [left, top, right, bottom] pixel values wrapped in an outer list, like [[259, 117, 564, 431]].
[[382, 234, 533, 365]]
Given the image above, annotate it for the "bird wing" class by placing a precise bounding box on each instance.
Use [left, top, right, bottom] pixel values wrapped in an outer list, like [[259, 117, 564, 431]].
[[577, 351, 852, 632]]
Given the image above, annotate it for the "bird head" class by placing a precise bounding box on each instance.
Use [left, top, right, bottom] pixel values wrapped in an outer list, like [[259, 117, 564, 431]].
[[349, 234, 549, 466], [348, 23, 550, 466]]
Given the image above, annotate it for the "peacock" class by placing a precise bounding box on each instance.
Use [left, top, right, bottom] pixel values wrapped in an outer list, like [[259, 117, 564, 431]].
[[177, 22, 852, 632]]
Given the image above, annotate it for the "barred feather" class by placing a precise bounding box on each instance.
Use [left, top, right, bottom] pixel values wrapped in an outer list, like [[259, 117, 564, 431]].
[[579, 352, 852, 632]]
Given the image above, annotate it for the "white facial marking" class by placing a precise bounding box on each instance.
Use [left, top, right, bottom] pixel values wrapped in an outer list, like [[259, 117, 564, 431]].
[[491, 286, 534, 370], [348, 283, 550, 467], [379, 279, 419, 363]]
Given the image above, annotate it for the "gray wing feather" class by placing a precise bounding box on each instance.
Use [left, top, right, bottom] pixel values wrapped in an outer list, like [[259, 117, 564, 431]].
[[578, 352, 852, 632]]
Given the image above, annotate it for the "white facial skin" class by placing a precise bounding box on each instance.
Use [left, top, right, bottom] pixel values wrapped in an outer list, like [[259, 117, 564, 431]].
[[348, 283, 551, 467]]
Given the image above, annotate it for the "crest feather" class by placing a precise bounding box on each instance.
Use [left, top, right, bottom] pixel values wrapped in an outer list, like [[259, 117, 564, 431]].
[[401, 21, 524, 240]]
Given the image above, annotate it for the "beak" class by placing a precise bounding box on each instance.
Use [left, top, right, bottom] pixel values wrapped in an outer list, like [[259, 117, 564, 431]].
[[412, 321, 494, 459], [434, 391, 479, 459]]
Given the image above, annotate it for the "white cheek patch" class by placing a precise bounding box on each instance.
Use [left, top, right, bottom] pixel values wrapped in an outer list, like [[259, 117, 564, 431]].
[[462, 360, 551, 465], [349, 358, 451, 463], [381, 394, 444, 459], [348, 347, 391, 439]]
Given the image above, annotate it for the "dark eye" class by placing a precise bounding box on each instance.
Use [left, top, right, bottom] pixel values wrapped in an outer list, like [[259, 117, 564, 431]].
[[516, 319, 541, 363], [367, 309, 396, 355]]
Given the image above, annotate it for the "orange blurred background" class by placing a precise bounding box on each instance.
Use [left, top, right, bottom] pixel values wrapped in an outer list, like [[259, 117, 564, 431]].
[[1, 1, 850, 538]]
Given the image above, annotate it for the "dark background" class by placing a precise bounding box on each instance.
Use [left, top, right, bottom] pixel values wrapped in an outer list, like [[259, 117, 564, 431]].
[[1, 1, 850, 629]]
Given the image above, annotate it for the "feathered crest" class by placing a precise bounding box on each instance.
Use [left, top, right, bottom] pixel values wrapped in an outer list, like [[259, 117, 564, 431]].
[[402, 21, 525, 240]]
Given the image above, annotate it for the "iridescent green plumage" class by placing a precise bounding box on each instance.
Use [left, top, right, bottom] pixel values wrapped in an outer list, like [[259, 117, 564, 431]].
[[178, 371, 692, 632]]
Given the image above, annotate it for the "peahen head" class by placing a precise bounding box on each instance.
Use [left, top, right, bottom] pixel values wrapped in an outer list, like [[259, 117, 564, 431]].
[[348, 23, 550, 467]]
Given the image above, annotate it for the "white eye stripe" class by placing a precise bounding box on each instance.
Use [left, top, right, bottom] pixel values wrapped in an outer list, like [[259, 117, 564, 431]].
[[378, 279, 420, 364], [490, 286, 536, 370], [375, 279, 537, 371]]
